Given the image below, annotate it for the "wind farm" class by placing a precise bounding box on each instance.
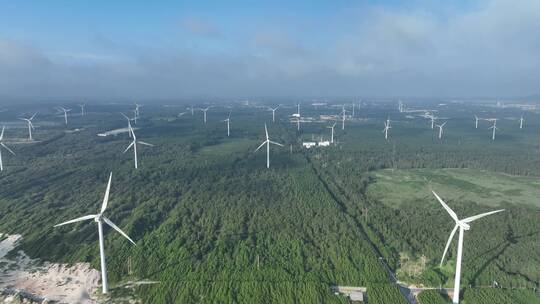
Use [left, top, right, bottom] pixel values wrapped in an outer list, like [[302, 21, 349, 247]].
[[1, 1, 539, 303]]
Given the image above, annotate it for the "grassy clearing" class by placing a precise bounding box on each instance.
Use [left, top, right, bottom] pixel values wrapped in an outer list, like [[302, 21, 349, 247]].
[[367, 168, 540, 208]]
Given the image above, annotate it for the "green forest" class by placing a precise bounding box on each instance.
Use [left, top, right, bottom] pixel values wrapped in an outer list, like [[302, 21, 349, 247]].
[[0, 101, 539, 303]]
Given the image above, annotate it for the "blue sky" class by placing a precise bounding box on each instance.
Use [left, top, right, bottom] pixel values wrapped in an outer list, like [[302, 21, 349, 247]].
[[0, 0, 538, 100]]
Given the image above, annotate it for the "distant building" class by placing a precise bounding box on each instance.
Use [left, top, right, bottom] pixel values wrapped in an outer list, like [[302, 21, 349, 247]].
[[318, 141, 330, 147], [302, 142, 317, 149], [292, 113, 300, 118], [350, 291, 364, 302]]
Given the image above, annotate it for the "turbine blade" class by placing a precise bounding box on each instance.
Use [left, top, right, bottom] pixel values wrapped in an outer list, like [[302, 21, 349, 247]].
[[30, 112, 38, 120], [269, 140, 284, 147], [255, 141, 267, 152], [1, 143, 15, 155], [100, 173, 113, 213], [102, 216, 136, 245], [264, 124, 269, 140], [432, 191, 460, 222], [138, 141, 154, 147], [440, 224, 458, 266], [123, 141, 135, 153], [54, 214, 96, 227], [462, 209, 505, 223], [0, 126, 4, 140]]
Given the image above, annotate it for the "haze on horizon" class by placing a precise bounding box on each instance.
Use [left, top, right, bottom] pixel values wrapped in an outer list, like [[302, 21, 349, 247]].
[[0, 0, 539, 101]]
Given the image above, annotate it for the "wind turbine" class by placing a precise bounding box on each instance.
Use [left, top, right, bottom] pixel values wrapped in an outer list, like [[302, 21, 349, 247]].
[[432, 191, 504, 304], [488, 119, 498, 141], [200, 107, 210, 124], [269, 105, 281, 123], [222, 112, 231, 137], [519, 115, 524, 129], [54, 173, 136, 294], [296, 103, 301, 117], [0, 127, 15, 171], [382, 118, 391, 140], [134, 103, 142, 118], [255, 124, 283, 168], [341, 106, 346, 130], [429, 114, 437, 129], [474, 115, 480, 129], [20, 112, 37, 141], [295, 117, 301, 131], [123, 126, 154, 169], [190, 105, 194, 115], [327, 123, 337, 143], [352, 103, 355, 117], [79, 104, 86, 116], [398, 100, 403, 113], [121, 113, 135, 138], [57, 107, 71, 125], [436, 122, 447, 139]]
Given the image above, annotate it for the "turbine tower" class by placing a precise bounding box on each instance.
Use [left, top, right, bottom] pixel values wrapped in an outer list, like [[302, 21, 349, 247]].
[[382, 118, 391, 140], [352, 103, 355, 117], [57, 107, 71, 125], [201, 107, 210, 124], [296, 103, 300, 117], [432, 191, 504, 304], [124, 126, 154, 169], [519, 115, 524, 129], [341, 106, 346, 130], [270, 105, 281, 123], [327, 123, 337, 143], [54, 173, 136, 294], [488, 119, 498, 141], [436, 122, 446, 139], [222, 112, 231, 137], [255, 124, 283, 168], [474, 115, 480, 129], [20, 112, 37, 141], [0, 127, 15, 171]]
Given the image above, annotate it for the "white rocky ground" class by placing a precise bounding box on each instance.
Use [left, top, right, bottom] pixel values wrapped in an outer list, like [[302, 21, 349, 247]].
[[0, 234, 100, 304]]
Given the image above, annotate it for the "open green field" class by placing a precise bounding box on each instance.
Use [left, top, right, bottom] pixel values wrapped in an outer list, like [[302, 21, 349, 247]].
[[367, 168, 540, 208]]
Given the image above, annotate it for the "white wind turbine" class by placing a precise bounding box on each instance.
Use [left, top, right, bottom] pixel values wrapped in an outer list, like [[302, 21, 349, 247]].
[[20, 112, 37, 141], [121, 113, 135, 138], [200, 107, 210, 124], [474, 115, 480, 129], [432, 191, 504, 304], [488, 119, 498, 141], [57, 107, 71, 125], [255, 124, 283, 168], [296, 103, 301, 117], [341, 106, 346, 130], [429, 114, 437, 129], [134, 103, 142, 118], [327, 123, 337, 143], [54, 173, 136, 294], [222, 112, 231, 137], [382, 118, 391, 140], [0, 127, 15, 171], [519, 115, 524, 129], [123, 126, 154, 169], [269, 105, 281, 123], [352, 103, 355, 117], [436, 122, 447, 139], [79, 104, 86, 116]]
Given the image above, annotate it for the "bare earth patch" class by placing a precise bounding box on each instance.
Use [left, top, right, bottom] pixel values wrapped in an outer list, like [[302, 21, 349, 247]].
[[0, 233, 100, 304]]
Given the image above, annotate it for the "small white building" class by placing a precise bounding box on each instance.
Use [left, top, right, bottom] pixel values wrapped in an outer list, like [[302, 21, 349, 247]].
[[318, 141, 330, 147], [302, 142, 317, 149]]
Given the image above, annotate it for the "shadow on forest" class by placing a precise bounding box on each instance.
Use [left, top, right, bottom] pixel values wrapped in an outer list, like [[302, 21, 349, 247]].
[[470, 228, 540, 285]]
